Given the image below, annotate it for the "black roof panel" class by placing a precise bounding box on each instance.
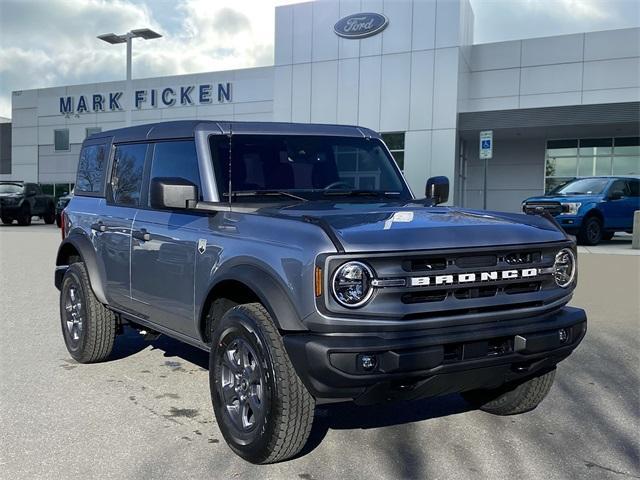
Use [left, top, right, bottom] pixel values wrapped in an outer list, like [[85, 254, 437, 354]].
[[88, 120, 379, 143]]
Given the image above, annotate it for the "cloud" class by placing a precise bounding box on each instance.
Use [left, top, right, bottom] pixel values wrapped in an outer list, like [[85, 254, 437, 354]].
[[1, 0, 639, 117], [211, 8, 252, 35], [471, 0, 638, 43], [0, 0, 300, 117], [518, 0, 611, 19]]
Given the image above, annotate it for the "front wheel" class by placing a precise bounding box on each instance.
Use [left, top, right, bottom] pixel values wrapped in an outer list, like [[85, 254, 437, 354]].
[[210, 303, 315, 464], [578, 216, 602, 245], [1, 216, 12, 225], [462, 369, 556, 415], [17, 205, 31, 226]]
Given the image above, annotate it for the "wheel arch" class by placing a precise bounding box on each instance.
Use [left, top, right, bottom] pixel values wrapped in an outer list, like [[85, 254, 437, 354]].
[[55, 233, 108, 305], [583, 208, 603, 222], [198, 265, 307, 344]]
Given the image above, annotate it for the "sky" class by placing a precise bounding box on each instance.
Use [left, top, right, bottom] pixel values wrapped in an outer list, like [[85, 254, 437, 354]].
[[0, 0, 639, 118]]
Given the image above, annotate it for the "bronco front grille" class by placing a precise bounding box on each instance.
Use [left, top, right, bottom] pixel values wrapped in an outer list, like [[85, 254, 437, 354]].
[[320, 242, 572, 320]]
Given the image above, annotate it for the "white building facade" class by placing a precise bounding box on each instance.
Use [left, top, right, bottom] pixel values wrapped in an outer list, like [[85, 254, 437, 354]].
[[5, 0, 640, 211]]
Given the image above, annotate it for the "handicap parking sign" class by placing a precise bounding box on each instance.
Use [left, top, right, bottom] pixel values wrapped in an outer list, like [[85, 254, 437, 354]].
[[480, 131, 493, 159]]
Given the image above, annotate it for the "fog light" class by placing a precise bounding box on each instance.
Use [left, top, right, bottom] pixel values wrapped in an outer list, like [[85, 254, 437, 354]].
[[360, 354, 377, 371], [559, 329, 568, 343]]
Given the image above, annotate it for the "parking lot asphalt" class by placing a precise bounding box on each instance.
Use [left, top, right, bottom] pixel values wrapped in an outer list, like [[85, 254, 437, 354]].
[[1, 222, 638, 480]]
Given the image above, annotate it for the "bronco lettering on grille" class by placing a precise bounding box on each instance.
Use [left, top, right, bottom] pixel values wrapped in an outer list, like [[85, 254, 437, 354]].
[[409, 268, 538, 287]]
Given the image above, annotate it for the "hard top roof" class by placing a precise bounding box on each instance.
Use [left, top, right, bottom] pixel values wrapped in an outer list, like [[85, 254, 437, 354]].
[[573, 175, 640, 180], [87, 120, 381, 143]]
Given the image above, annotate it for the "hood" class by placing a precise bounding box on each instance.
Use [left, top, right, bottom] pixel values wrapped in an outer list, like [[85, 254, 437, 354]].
[[525, 194, 604, 204], [268, 201, 567, 252]]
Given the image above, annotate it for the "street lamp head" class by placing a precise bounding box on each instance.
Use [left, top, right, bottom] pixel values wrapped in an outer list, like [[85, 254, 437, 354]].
[[130, 28, 162, 40], [97, 33, 127, 44]]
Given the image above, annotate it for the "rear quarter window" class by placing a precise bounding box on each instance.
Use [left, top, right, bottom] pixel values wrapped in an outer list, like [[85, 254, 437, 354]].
[[76, 143, 109, 195]]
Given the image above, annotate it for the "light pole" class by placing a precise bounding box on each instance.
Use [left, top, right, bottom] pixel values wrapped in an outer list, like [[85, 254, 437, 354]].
[[97, 29, 162, 126]]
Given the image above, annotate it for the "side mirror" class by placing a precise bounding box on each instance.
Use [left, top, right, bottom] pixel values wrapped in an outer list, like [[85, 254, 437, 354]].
[[608, 190, 624, 201], [150, 177, 198, 210], [425, 176, 449, 205]]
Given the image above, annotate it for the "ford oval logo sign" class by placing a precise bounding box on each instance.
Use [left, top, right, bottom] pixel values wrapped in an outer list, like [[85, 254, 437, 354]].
[[334, 12, 388, 39]]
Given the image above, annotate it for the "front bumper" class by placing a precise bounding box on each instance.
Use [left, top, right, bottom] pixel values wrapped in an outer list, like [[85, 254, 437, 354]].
[[284, 306, 586, 405], [0, 203, 22, 216], [555, 215, 583, 233]]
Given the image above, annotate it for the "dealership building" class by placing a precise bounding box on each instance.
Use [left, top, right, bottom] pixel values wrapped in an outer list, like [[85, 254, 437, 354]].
[[4, 0, 639, 211]]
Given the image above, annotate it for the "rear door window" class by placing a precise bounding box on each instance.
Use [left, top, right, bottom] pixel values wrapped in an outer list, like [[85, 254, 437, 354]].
[[110, 144, 148, 207], [609, 179, 630, 197], [76, 144, 108, 194]]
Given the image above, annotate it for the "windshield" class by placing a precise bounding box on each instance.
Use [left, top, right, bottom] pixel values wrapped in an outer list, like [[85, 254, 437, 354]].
[[0, 184, 23, 194], [551, 178, 610, 195], [209, 134, 410, 201]]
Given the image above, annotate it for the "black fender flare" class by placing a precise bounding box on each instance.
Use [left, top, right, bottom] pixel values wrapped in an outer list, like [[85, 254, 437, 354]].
[[203, 264, 308, 333], [55, 232, 108, 305]]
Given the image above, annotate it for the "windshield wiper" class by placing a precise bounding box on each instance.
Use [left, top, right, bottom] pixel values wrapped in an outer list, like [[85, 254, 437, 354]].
[[322, 189, 401, 198], [223, 190, 307, 202]]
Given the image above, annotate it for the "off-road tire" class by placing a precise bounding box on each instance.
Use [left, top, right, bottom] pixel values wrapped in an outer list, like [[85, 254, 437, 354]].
[[43, 205, 56, 224], [17, 205, 31, 226], [210, 303, 315, 464], [462, 369, 556, 415], [1, 216, 12, 225], [59, 262, 116, 363], [578, 216, 602, 245]]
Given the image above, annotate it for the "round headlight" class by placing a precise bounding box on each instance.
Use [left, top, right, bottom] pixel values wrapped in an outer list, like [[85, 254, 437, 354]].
[[553, 248, 576, 288], [331, 261, 374, 308]]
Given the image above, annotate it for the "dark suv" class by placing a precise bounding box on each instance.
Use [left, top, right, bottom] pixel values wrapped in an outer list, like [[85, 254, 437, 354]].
[[0, 181, 56, 225], [55, 121, 587, 464]]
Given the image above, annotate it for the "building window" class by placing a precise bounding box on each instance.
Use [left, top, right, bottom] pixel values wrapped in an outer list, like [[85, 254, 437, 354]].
[[544, 137, 640, 192], [54, 129, 70, 151], [86, 127, 102, 138], [40, 184, 54, 196], [382, 132, 405, 170], [54, 183, 72, 199]]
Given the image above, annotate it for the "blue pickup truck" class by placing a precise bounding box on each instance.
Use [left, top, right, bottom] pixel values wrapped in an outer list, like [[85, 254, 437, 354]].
[[523, 176, 639, 245]]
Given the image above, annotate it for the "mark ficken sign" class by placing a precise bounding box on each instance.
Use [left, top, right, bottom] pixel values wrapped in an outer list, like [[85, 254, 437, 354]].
[[59, 82, 232, 115]]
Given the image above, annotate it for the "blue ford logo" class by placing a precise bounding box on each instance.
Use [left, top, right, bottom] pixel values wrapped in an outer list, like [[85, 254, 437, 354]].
[[334, 12, 388, 39]]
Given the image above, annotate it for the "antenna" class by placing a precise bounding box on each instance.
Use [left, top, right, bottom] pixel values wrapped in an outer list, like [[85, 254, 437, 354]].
[[227, 123, 233, 207]]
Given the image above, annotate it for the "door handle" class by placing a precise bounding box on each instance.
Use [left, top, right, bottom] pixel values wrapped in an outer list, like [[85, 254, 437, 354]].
[[132, 229, 151, 242], [91, 222, 106, 233]]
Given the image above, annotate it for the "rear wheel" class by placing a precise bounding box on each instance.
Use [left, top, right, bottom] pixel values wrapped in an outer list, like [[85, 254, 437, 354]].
[[59, 262, 116, 363], [17, 204, 31, 226], [578, 216, 602, 245], [210, 303, 315, 464], [462, 369, 556, 415], [1, 216, 12, 225], [43, 205, 56, 224]]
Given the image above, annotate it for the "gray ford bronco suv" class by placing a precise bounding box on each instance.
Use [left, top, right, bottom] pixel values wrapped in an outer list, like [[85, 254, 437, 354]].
[[55, 121, 587, 464]]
